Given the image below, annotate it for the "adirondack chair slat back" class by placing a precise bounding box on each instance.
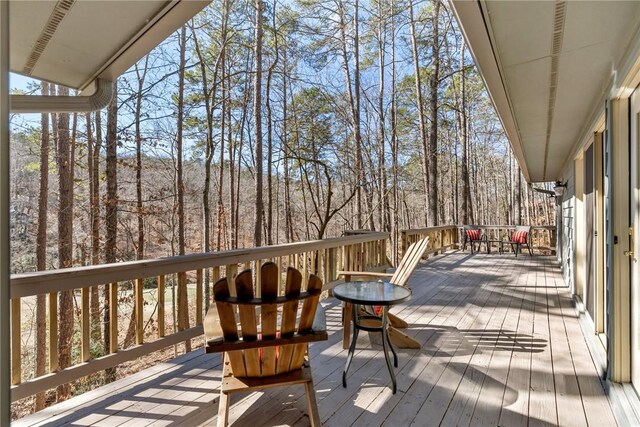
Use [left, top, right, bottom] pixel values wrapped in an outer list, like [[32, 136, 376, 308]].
[[390, 237, 430, 287], [213, 262, 323, 378]]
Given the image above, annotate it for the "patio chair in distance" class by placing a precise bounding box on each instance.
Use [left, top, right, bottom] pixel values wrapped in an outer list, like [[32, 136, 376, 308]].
[[509, 225, 533, 257], [204, 262, 328, 427], [337, 236, 430, 349], [463, 225, 487, 253]]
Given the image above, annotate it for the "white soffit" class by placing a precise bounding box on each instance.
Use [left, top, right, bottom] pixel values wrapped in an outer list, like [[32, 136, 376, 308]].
[[451, 0, 640, 183], [9, 0, 210, 92]]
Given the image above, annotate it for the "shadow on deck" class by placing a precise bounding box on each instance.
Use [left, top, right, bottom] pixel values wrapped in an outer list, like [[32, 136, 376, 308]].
[[15, 252, 618, 427]]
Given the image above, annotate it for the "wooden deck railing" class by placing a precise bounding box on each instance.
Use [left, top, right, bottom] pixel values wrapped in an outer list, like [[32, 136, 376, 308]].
[[465, 225, 557, 253], [10, 232, 389, 401], [10, 224, 555, 403], [400, 225, 459, 257], [400, 225, 556, 257]]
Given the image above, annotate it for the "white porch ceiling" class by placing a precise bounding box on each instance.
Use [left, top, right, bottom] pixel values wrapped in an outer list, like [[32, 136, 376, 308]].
[[9, 0, 209, 93], [451, 0, 640, 183]]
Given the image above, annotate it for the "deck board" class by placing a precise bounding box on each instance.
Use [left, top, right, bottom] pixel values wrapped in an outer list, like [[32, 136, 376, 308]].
[[14, 252, 619, 427]]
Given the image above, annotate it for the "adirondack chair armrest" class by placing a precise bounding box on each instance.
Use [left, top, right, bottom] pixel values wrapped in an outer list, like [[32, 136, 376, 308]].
[[337, 270, 394, 281], [203, 306, 224, 346]]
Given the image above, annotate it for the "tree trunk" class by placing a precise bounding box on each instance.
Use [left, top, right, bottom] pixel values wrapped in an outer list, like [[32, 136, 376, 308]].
[[56, 86, 73, 401], [120, 57, 150, 351], [190, 18, 220, 307], [390, 0, 399, 264], [428, 0, 441, 226], [135, 57, 148, 261], [34, 81, 49, 411], [85, 112, 99, 343], [376, 5, 390, 233], [265, 1, 279, 245], [338, 0, 364, 229], [458, 41, 472, 225], [283, 47, 294, 243], [253, 0, 264, 247], [176, 25, 191, 352], [408, 0, 430, 227], [104, 80, 118, 383]]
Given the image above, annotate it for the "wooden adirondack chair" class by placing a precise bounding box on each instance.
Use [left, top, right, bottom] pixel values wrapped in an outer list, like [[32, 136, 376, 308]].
[[337, 237, 430, 349], [204, 262, 328, 427]]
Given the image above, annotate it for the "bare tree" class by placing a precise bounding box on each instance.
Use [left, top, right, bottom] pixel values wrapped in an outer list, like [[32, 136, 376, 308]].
[[104, 80, 118, 383], [253, 0, 265, 246], [34, 81, 49, 411], [408, 0, 430, 227], [176, 25, 191, 351], [428, 0, 441, 225], [55, 86, 73, 401]]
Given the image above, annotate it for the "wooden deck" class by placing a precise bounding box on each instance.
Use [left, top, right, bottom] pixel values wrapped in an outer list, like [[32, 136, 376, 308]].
[[15, 252, 619, 427]]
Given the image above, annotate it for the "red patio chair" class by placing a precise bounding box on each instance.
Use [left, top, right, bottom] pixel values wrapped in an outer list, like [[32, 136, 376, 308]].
[[463, 225, 486, 253], [509, 225, 533, 257]]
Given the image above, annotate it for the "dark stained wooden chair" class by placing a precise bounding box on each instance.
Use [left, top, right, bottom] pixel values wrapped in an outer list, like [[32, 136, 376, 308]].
[[337, 237, 430, 349], [204, 262, 327, 427]]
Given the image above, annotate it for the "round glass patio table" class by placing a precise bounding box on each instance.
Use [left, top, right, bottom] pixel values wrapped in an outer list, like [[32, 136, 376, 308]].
[[333, 281, 412, 394]]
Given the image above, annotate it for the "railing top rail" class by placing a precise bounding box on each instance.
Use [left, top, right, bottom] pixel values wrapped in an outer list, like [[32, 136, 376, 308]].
[[11, 232, 390, 299], [457, 225, 555, 230], [400, 225, 458, 235]]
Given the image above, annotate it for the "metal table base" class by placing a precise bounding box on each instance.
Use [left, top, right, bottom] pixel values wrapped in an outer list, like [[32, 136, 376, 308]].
[[342, 304, 399, 394]]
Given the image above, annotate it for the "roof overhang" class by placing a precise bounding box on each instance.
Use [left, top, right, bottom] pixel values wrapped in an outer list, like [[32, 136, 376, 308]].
[[9, 0, 209, 93], [450, 0, 640, 183]]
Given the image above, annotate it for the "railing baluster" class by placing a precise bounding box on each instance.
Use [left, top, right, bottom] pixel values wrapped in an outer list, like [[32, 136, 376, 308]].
[[158, 275, 165, 338], [196, 269, 203, 325], [255, 261, 262, 297], [11, 298, 20, 385], [276, 257, 282, 290], [401, 231, 407, 257], [109, 282, 118, 353], [327, 248, 335, 283], [177, 272, 187, 333], [81, 288, 90, 362], [302, 252, 308, 288], [49, 292, 58, 371], [135, 278, 144, 345], [211, 266, 220, 305]]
